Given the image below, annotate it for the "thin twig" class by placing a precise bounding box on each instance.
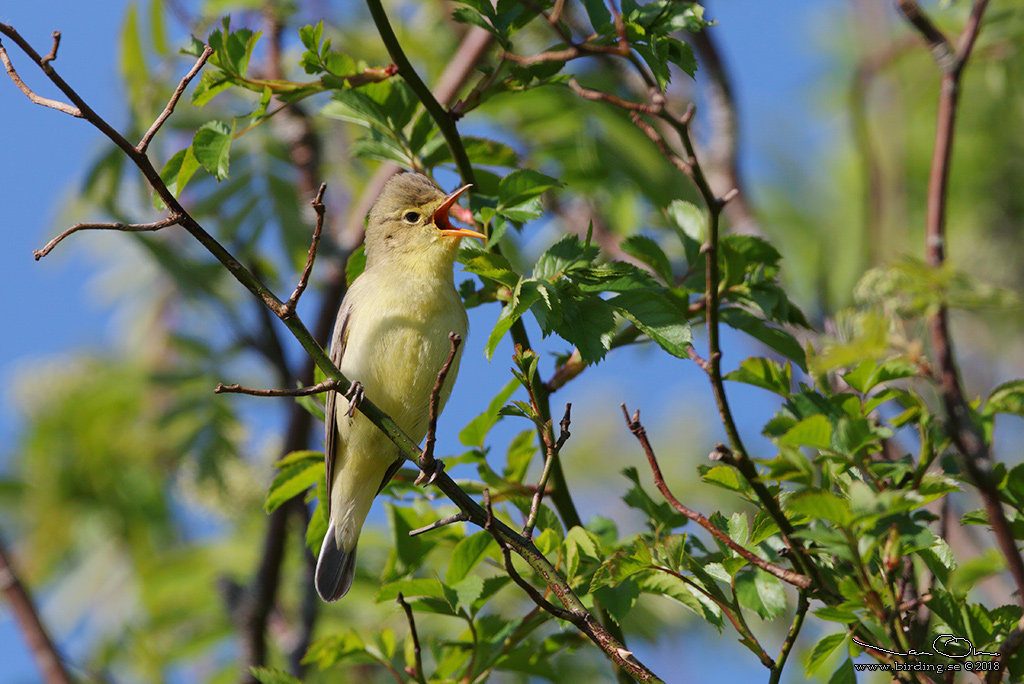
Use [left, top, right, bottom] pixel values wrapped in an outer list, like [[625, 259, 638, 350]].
[[621, 405, 812, 590], [769, 592, 808, 684], [409, 512, 468, 537], [0, 534, 75, 684], [568, 77, 661, 113], [523, 404, 571, 538], [281, 183, 327, 317], [214, 379, 341, 397], [137, 45, 213, 153], [34, 216, 182, 260], [396, 593, 427, 684], [40, 31, 60, 65], [418, 333, 462, 475], [0, 36, 81, 117]]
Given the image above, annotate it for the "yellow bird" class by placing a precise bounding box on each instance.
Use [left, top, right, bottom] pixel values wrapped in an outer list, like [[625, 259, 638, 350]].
[[316, 173, 484, 602]]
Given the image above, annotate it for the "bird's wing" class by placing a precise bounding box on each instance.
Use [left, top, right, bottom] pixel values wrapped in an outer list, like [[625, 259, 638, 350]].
[[324, 300, 352, 508]]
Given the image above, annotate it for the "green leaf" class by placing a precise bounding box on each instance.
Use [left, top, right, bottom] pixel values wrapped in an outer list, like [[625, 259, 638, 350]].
[[788, 491, 852, 526], [778, 414, 832, 450], [608, 290, 692, 358], [498, 169, 560, 217], [593, 579, 640, 625], [719, 307, 807, 371], [250, 667, 303, 684], [346, 244, 366, 286], [460, 250, 520, 288], [985, 379, 1024, 417], [158, 147, 201, 203], [425, 136, 521, 168], [192, 120, 234, 181], [582, 0, 612, 30], [265, 456, 324, 513], [376, 578, 446, 602], [805, 632, 850, 677], [533, 234, 595, 281], [459, 378, 519, 447], [446, 532, 497, 585], [725, 357, 792, 397], [621, 234, 673, 283], [503, 429, 536, 483], [485, 279, 542, 360], [666, 199, 705, 265]]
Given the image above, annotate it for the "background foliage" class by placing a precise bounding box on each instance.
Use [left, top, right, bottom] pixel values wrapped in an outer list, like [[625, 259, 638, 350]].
[[3, 0, 1024, 683]]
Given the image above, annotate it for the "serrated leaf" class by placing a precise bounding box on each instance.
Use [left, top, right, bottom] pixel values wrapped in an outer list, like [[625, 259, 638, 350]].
[[725, 357, 792, 397], [805, 632, 850, 677], [608, 289, 692, 358], [446, 532, 497, 585], [621, 234, 673, 283]]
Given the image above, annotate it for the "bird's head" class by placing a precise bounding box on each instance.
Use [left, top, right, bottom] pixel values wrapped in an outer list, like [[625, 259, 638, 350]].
[[365, 173, 484, 273]]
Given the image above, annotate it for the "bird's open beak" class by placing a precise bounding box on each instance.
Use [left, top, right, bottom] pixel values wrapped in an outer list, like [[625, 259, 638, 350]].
[[433, 184, 485, 240]]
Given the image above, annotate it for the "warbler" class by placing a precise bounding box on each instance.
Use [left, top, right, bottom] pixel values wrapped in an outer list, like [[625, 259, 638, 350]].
[[315, 172, 484, 602]]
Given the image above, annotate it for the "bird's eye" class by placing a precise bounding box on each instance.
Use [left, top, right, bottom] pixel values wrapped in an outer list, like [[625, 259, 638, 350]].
[[403, 211, 420, 223]]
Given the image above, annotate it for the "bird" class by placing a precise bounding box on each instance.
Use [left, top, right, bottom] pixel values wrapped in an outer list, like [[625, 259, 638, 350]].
[[315, 172, 485, 602]]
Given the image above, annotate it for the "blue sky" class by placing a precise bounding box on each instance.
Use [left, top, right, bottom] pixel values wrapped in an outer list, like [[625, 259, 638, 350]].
[[0, 1, 839, 681]]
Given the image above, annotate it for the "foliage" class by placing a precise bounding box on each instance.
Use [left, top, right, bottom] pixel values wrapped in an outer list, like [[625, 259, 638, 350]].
[[5, 0, 1024, 683]]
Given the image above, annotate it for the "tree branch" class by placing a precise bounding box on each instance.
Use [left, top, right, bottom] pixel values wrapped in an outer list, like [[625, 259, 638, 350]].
[[896, 0, 1024, 614], [34, 216, 182, 260], [137, 45, 213, 153], [0, 534, 75, 684], [417, 332, 462, 479], [621, 405, 811, 589], [214, 379, 341, 397], [281, 182, 327, 318], [396, 593, 427, 684]]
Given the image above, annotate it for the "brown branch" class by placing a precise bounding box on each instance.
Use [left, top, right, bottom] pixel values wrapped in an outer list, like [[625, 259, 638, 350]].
[[33, 216, 182, 260], [408, 512, 468, 537], [40, 31, 60, 65], [523, 404, 571, 538], [396, 593, 427, 684], [214, 379, 340, 397], [0, 535, 75, 684], [568, 77, 662, 113], [0, 35, 80, 117], [281, 183, 327, 317], [418, 333, 462, 478], [897, 0, 1024, 615], [621, 405, 812, 590], [894, 0, 955, 70], [137, 45, 213, 153]]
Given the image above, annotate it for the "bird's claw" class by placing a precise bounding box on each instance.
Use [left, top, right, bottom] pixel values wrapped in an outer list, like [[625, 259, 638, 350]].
[[414, 458, 445, 486], [345, 381, 364, 418]]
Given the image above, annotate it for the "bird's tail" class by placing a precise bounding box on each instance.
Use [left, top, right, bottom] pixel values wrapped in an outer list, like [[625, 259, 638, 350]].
[[315, 524, 357, 602]]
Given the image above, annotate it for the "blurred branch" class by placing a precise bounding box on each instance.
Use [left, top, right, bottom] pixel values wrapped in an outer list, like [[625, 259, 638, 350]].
[[896, 0, 1024, 621], [685, 26, 759, 236], [0, 534, 75, 684]]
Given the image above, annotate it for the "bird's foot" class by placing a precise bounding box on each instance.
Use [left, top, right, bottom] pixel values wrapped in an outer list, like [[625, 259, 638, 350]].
[[344, 381, 364, 418], [414, 458, 445, 486]]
